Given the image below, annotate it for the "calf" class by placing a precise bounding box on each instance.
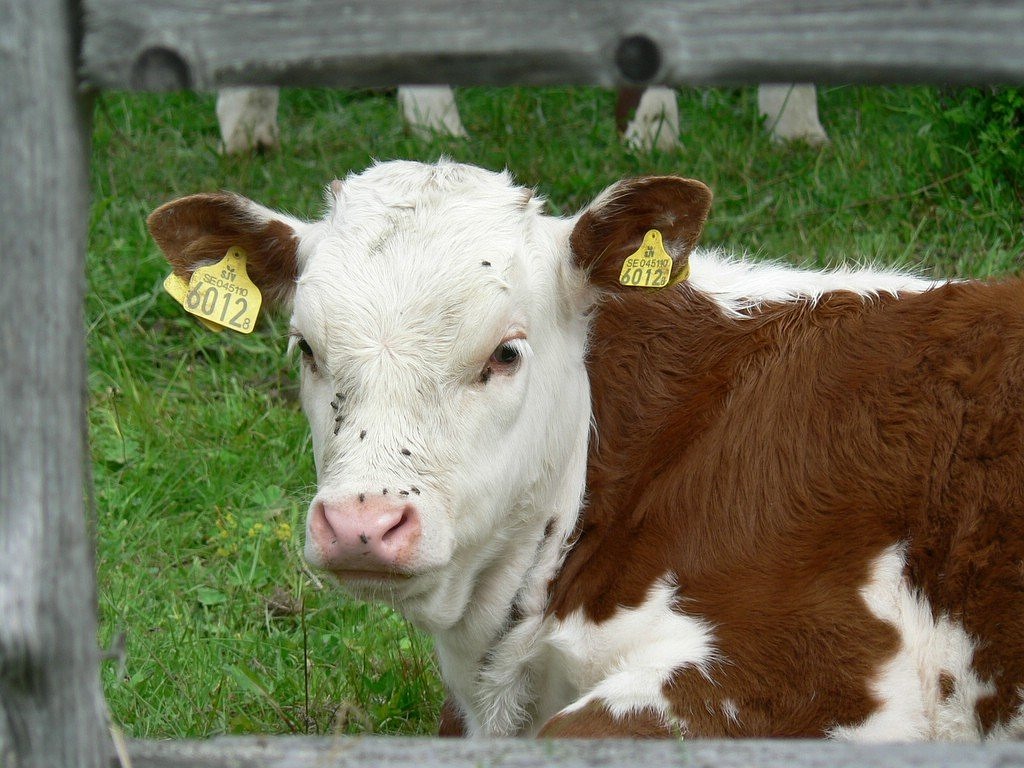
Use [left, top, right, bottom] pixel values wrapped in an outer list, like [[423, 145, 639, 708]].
[[149, 159, 1024, 740]]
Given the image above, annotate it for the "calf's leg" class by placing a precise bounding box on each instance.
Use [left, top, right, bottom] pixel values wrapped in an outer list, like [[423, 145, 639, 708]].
[[757, 84, 829, 145], [216, 86, 280, 154]]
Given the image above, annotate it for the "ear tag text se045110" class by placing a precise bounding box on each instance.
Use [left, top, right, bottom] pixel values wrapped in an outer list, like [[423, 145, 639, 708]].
[[618, 229, 689, 289]]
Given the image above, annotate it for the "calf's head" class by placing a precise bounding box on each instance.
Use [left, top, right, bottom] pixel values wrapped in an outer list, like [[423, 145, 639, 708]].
[[149, 160, 710, 629]]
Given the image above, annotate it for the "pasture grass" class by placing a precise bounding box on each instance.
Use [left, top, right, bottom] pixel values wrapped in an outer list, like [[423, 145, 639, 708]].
[[90, 86, 1022, 738]]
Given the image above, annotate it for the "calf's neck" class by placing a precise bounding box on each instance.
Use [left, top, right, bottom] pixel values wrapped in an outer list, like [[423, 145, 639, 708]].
[[150, 159, 1024, 740]]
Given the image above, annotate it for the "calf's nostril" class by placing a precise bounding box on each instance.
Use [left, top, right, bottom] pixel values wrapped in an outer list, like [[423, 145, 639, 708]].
[[381, 508, 413, 542], [313, 501, 332, 534]]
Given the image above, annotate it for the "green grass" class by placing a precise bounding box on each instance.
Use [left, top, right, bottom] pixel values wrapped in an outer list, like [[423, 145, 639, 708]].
[[89, 86, 1022, 738]]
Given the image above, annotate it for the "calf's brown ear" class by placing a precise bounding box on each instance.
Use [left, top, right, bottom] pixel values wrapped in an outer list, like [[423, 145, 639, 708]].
[[570, 176, 712, 292], [147, 192, 304, 306]]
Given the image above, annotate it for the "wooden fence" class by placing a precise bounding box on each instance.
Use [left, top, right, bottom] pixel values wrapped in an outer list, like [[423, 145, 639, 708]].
[[2, 1, 1024, 766]]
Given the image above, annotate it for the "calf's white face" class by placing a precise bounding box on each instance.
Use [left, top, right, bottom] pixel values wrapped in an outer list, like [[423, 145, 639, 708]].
[[292, 163, 590, 626], [148, 159, 710, 635]]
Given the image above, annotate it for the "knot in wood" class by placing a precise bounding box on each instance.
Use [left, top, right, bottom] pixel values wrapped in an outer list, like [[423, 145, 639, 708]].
[[615, 34, 661, 83], [130, 46, 192, 91]]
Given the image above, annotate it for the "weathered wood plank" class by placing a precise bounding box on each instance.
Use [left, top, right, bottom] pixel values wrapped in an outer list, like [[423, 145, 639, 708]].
[[124, 736, 1024, 768], [0, 1, 108, 767], [81, 0, 1024, 91]]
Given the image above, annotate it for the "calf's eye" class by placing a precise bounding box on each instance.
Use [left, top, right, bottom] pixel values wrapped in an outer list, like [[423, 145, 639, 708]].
[[491, 343, 520, 366], [480, 339, 526, 384], [295, 336, 319, 373]]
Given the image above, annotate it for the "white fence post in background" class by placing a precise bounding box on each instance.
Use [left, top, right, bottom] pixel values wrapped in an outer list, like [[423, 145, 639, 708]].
[[759, 84, 830, 145], [0, 0, 109, 766]]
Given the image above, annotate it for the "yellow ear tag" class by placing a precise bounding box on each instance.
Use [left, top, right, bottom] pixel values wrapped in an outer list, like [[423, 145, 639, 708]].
[[182, 247, 263, 334], [162, 272, 225, 332], [618, 229, 688, 288]]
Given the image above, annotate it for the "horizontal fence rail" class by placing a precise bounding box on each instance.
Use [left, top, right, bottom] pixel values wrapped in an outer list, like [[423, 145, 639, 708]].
[[125, 736, 1024, 768], [82, 0, 1024, 91]]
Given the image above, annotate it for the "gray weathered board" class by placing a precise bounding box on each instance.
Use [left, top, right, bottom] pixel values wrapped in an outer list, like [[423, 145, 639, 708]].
[[82, 0, 1024, 91], [124, 736, 1024, 767], [0, 0, 109, 767]]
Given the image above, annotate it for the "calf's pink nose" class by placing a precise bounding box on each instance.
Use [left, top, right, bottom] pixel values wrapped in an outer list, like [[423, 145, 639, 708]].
[[309, 496, 421, 572]]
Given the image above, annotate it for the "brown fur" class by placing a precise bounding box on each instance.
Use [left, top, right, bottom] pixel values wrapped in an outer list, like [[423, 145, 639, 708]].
[[548, 179, 1024, 737], [147, 193, 299, 305], [939, 672, 956, 703], [438, 696, 466, 737], [614, 88, 646, 134]]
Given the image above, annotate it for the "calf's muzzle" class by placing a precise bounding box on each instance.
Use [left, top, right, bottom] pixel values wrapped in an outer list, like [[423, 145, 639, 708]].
[[308, 495, 422, 574]]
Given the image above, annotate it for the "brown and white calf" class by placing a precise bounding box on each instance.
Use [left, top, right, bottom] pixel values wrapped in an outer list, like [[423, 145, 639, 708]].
[[149, 159, 1024, 740]]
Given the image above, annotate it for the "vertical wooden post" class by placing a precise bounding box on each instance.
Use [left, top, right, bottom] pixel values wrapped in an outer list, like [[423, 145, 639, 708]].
[[0, 1, 109, 767]]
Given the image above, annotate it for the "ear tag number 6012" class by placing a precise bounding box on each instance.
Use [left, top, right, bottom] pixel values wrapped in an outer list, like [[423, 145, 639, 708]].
[[618, 229, 677, 288]]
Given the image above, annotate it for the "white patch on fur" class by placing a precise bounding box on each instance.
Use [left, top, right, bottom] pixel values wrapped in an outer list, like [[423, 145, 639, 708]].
[[436, 416, 590, 736], [721, 698, 740, 726], [688, 248, 941, 318], [547, 577, 717, 729], [829, 544, 993, 742]]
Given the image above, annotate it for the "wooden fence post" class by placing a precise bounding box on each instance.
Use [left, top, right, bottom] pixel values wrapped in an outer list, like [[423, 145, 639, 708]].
[[0, 1, 109, 766]]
